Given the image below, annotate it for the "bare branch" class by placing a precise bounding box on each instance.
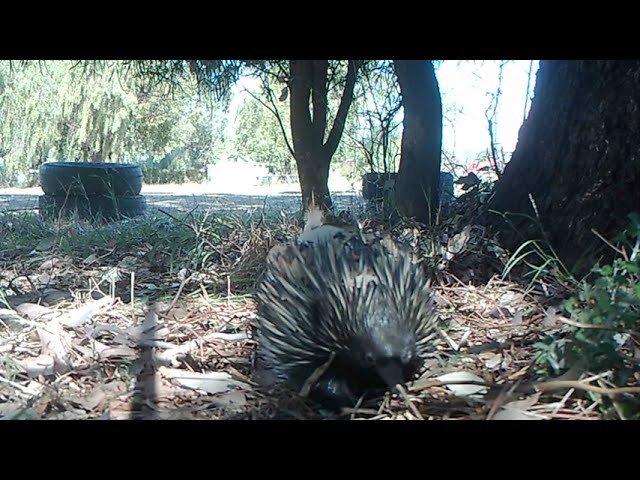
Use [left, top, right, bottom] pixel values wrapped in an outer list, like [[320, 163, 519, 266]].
[[485, 60, 507, 179], [524, 60, 535, 123], [324, 60, 360, 158], [243, 80, 296, 161], [311, 60, 328, 145]]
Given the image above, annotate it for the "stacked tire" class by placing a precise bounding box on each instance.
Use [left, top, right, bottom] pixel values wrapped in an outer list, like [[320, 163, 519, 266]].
[[39, 162, 146, 221]]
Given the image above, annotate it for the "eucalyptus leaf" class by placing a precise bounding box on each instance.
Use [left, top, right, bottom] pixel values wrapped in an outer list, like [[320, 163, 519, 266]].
[[436, 372, 488, 398]]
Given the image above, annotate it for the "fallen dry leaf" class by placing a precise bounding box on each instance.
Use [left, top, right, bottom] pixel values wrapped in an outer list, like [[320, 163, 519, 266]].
[[158, 367, 251, 395], [17, 354, 56, 377], [36, 272, 54, 284], [206, 332, 249, 342], [0, 308, 31, 331], [126, 310, 169, 341], [118, 256, 138, 271], [499, 291, 525, 307], [479, 352, 503, 370], [37, 322, 73, 374], [152, 340, 198, 366], [82, 253, 99, 265], [167, 307, 190, 321], [492, 409, 543, 420], [74, 339, 137, 360], [447, 225, 471, 258], [98, 345, 138, 360], [437, 371, 488, 398], [26, 381, 45, 395], [59, 295, 115, 328], [39, 258, 61, 271], [15, 303, 56, 322], [502, 392, 542, 411], [210, 390, 248, 409]]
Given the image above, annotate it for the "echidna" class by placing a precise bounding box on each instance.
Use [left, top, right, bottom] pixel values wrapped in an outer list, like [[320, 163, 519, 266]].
[[254, 210, 439, 409]]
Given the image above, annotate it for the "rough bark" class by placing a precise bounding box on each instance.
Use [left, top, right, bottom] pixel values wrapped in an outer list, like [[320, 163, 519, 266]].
[[289, 60, 358, 211], [488, 60, 640, 272], [393, 60, 443, 224]]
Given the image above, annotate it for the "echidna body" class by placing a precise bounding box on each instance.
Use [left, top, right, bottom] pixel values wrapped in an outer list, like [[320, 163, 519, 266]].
[[255, 223, 438, 408]]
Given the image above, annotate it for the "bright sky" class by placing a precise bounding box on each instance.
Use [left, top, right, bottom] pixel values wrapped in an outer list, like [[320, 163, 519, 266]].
[[436, 60, 539, 164]]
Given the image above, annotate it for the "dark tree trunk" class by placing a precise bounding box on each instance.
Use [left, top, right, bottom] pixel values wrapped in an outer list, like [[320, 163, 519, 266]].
[[296, 146, 332, 210], [394, 60, 443, 224], [289, 60, 359, 212], [488, 60, 640, 272]]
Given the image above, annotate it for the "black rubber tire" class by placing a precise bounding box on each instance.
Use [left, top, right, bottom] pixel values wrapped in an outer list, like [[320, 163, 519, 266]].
[[362, 172, 397, 202], [39, 194, 147, 221], [40, 162, 143, 196]]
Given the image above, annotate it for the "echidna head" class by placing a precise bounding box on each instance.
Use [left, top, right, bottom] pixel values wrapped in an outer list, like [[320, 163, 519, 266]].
[[347, 300, 422, 389]]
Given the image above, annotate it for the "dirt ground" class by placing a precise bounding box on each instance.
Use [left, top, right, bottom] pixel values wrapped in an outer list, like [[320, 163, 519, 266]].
[[0, 184, 363, 216]]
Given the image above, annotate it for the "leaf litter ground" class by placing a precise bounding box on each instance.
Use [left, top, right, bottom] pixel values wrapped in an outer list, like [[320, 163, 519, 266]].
[[0, 199, 632, 420]]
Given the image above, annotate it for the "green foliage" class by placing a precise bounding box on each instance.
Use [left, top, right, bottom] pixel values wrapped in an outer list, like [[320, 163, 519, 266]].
[[120, 60, 246, 101], [495, 194, 575, 292], [232, 97, 294, 175], [535, 214, 640, 380], [0, 210, 53, 252], [0, 61, 230, 187], [131, 93, 229, 184], [502, 238, 571, 293]]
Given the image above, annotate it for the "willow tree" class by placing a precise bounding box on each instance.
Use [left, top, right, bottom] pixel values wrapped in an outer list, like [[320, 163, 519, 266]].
[[0, 60, 233, 186], [488, 60, 640, 271], [0, 61, 138, 183]]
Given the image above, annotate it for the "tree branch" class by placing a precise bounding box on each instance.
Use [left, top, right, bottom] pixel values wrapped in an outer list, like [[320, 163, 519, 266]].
[[311, 60, 328, 146], [523, 60, 535, 124], [243, 84, 297, 161], [324, 60, 360, 157], [485, 60, 507, 179], [344, 129, 375, 172]]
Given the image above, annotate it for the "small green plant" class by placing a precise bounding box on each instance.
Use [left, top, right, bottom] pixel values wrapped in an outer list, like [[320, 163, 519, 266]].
[[493, 194, 577, 293], [533, 336, 572, 374], [536, 214, 640, 380]]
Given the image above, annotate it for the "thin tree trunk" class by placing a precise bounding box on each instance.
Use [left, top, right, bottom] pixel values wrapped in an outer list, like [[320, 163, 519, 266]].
[[394, 60, 442, 224], [297, 149, 332, 209]]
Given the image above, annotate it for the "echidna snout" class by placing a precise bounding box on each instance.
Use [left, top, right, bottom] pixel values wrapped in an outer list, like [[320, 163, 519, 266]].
[[350, 312, 419, 385]]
